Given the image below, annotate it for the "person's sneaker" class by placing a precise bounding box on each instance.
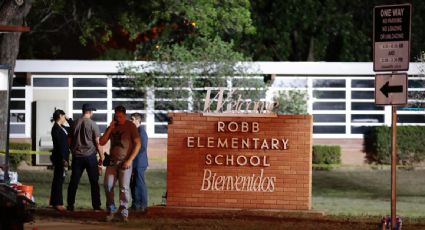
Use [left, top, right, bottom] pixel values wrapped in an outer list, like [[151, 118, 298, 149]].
[[66, 206, 74, 212], [105, 213, 116, 222], [53, 205, 66, 212], [93, 207, 104, 212], [106, 213, 128, 222], [134, 208, 148, 214]]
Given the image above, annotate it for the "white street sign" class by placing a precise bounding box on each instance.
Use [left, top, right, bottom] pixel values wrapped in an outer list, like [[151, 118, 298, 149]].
[[373, 4, 411, 72], [375, 73, 407, 105]]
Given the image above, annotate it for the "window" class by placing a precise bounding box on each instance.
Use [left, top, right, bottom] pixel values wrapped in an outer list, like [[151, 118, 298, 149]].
[[351, 115, 384, 123], [73, 113, 107, 122], [34, 78, 68, 87], [398, 115, 425, 123], [113, 90, 145, 98], [313, 91, 345, 99], [10, 113, 25, 122], [408, 79, 425, 88], [232, 78, 264, 88], [155, 125, 168, 134], [313, 126, 345, 134], [112, 78, 134, 87], [352, 91, 374, 99], [73, 101, 107, 110], [154, 113, 168, 122], [351, 102, 384, 111], [99, 125, 107, 133], [154, 101, 188, 110], [155, 90, 189, 99], [13, 74, 27, 86], [112, 101, 145, 110], [11, 89, 25, 98], [313, 102, 345, 110], [313, 114, 345, 122], [352, 80, 374, 88], [10, 124, 25, 134], [73, 90, 107, 98], [73, 78, 107, 87], [351, 126, 374, 134], [313, 79, 345, 88], [10, 101, 25, 110], [272, 78, 307, 88]]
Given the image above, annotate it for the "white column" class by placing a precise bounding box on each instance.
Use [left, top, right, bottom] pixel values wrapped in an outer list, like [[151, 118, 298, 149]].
[[384, 106, 392, 126], [107, 77, 113, 122], [25, 85, 33, 138], [68, 76, 73, 116], [307, 77, 313, 114], [145, 87, 155, 136], [346, 78, 352, 135]]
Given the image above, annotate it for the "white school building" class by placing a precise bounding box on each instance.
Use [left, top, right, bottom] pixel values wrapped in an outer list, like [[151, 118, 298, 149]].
[[10, 60, 425, 164]]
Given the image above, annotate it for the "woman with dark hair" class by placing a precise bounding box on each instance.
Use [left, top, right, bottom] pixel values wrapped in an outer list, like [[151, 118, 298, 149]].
[[50, 109, 73, 211]]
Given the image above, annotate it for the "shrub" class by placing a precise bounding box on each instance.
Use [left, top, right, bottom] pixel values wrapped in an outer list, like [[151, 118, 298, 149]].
[[8, 142, 32, 169], [364, 126, 425, 165], [273, 90, 308, 115], [312, 145, 341, 164]]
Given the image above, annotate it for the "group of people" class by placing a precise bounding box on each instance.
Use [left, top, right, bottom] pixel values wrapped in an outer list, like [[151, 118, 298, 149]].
[[49, 103, 149, 222]]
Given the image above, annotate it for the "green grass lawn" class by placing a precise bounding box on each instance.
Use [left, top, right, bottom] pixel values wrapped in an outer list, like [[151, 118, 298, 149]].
[[17, 168, 425, 218], [313, 170, 425, 217], [18, 169, 166, 210]]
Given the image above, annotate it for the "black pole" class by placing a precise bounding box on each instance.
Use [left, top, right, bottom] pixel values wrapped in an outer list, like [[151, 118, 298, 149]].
[[4, 66, 12, 184]]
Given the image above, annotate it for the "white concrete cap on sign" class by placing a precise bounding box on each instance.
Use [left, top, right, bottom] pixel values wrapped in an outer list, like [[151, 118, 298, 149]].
[[0, 69, 8, 91]]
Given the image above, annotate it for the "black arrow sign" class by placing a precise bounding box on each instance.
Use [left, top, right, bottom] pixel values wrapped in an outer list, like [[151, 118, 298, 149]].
[[380, 81, 403, 97]]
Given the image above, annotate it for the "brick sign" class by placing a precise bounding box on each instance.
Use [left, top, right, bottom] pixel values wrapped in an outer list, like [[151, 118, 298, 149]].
[[167, 113, 312, 210]]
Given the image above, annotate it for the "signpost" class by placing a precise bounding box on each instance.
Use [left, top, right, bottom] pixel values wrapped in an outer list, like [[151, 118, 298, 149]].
[[374, 3, 411, 230]]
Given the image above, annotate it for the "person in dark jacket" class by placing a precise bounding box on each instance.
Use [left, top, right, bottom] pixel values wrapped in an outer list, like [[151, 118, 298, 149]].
[[130, 112, 149, 212], [49, 109, 73, 211]]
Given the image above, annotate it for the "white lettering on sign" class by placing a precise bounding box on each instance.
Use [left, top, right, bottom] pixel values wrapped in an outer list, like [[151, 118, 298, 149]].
[[217, 121, 260, 133], [190, 120, 289, 192], [380, 8, 404, 17], [205, 154, 270, 167], [203, 87, 278, 115], [187, 136, 289, 150], [200, 169, 276, 192]]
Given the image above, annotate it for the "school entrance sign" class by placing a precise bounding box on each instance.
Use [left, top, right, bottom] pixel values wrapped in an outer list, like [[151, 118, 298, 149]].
[[166, 113, 312, 210]]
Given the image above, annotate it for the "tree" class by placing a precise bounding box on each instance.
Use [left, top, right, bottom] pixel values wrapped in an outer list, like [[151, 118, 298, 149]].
[[273, 90, 308, 114], [241, 0, 374, 61], [240, 0, 425, 61], [18, 0, 255, 60], [0, 0, 32, 68], [120, 0, 265, 112]]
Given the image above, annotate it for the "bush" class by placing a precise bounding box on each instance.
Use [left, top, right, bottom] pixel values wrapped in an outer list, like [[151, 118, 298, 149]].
[[312, 145, 341, 164], [364, 126, 425, 165], [9, 142, 32, 169], [273, 90, 308, 115]]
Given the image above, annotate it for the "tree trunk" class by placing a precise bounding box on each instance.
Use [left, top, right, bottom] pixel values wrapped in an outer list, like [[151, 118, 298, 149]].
[[306, 37, 315, 61], [0, 0, 32, 70], [0, 0, 32, 162]]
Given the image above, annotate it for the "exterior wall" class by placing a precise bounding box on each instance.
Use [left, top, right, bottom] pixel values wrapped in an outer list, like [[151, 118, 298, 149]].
[[7, 61, 425, 164], [167, 113, 312, 210]]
